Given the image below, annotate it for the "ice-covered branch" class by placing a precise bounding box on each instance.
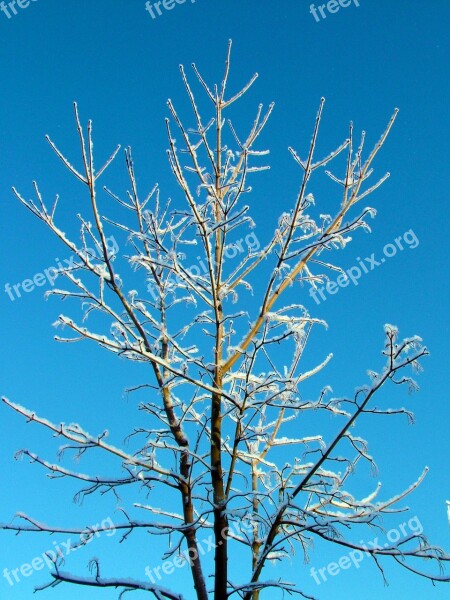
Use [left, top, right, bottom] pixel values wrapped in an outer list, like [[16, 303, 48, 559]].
[[37, 569, 185, 600]]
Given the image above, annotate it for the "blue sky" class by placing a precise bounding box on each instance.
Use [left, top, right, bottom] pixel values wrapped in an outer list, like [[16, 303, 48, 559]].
[[0, 0, 449, 598]]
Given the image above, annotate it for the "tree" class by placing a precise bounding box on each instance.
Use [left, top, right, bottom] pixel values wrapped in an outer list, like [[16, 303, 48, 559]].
[[1, 40, 449, 600]]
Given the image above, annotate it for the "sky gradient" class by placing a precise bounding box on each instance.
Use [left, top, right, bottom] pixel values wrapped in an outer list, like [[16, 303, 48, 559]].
[[0, 1, 449, 598]]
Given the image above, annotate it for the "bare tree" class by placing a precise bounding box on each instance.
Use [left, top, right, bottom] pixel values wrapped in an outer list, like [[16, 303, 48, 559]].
[[2, 41, 449, 600]]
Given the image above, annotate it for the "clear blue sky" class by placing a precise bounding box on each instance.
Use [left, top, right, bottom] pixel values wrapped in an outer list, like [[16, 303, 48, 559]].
[[0, 1, 449, 599]]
